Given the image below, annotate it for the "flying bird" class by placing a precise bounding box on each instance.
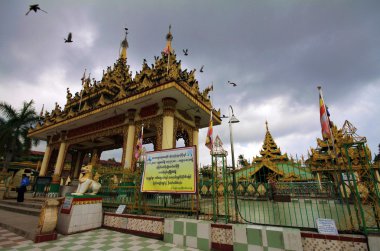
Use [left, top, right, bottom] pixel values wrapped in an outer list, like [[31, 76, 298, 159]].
[[228, 81, 237, 87], [25, 4, 47, 15], [183, 49, 188, 56], [64, 33, 73, 43], [200, 65, 204, 73]]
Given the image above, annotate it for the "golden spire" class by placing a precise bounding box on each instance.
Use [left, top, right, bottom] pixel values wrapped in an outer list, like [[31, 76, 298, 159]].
[[163, 25, 173, 54], [120, 28, 129, 60], [265, 120, 269, 132]]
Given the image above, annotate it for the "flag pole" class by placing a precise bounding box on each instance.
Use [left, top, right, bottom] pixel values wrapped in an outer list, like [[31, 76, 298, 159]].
[[209, 82, 214, 154]]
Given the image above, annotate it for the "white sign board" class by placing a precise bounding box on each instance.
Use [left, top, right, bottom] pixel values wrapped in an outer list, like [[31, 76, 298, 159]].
[[61, 196, 74, 214], [316, 218, 338, 235], [115, 204, 126, 214]]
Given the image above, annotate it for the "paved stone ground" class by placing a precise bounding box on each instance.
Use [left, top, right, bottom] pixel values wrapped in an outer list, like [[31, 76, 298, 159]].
[[0, 227, 32, 250], [0, 227, 199, 251]]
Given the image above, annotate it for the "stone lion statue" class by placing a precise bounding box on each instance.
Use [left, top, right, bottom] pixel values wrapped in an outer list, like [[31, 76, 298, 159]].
[[71, 165, 101, 196]]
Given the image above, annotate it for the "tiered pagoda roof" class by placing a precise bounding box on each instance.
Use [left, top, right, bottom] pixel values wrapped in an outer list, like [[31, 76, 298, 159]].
[[252, 121, 289, 164], [235, 121, 313, 182], [28, 27, 221, 140]]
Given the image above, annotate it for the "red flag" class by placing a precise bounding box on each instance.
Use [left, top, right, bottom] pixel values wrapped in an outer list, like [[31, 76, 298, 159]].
[[205, 112, 213, 150], [134, 125, 144, 160], [319, 88, 331, 139]]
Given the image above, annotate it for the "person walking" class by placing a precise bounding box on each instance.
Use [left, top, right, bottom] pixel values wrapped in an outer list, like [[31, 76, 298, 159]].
[[17, 174, 30, 202]]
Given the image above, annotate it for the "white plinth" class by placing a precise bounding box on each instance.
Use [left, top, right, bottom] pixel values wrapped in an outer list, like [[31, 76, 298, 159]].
[[57, 195, 102, 234]]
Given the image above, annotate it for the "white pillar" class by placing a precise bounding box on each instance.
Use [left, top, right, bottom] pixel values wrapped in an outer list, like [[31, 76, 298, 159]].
[[39, 136, 52, 176]]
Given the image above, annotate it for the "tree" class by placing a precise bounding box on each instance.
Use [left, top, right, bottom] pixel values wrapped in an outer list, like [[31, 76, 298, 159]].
[[374, 144, 380, 163], [237, 154, 249, 168], [0, 100, 39, 170]]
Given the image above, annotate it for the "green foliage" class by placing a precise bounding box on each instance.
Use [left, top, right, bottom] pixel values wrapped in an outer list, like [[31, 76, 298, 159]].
[[200, 166, 213, 178], [238, 154, 249, 167], [0, 100, 39, 167], [374, 144, 380, 162]]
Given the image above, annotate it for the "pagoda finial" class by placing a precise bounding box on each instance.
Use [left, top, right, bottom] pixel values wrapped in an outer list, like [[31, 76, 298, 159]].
[[265, 120, 269, 132], [120, 27, 129, 60], [163, 24, 173, 54]]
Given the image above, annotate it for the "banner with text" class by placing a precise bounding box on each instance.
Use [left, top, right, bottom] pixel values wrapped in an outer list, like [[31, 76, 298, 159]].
[[141, 146, 197, 193]]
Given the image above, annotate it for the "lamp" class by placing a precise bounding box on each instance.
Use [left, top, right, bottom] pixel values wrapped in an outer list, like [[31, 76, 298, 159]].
[[221, 105, 240, 222]]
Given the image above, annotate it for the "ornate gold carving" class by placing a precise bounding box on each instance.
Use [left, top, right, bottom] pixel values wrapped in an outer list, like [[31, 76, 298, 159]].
[[162, 97, 177, 117], [174, 118, 194, 147], [127, 109, 137, 124]]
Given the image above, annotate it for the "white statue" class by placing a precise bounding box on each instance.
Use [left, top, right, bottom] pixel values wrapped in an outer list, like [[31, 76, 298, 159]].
[[72, 165, 101, 195]]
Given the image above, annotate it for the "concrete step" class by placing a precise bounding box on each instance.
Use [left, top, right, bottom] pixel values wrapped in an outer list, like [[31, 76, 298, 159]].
[[0, 208, 39, 240], [0, 199, 43, 209], [0, 201, 41, 216]]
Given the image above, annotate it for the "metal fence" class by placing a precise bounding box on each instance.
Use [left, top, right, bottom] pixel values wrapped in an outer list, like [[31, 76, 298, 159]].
[[97, 153, 380, 235]]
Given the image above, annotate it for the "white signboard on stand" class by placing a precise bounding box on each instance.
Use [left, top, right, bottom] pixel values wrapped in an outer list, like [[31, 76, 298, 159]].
[[115, 204, 126, 214], [316, 218, 338, 235]]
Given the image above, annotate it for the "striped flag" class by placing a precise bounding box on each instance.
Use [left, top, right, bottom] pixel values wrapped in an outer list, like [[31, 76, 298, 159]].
[[134, 125, 144, 160], [318, 87, 331, 139], [205, 111, 213, 150]]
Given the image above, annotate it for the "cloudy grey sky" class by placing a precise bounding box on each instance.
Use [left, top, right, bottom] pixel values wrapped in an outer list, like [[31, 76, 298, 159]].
[[1, 0, 379, 166]]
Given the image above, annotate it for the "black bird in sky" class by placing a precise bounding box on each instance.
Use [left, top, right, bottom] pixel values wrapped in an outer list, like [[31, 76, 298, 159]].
[[183, 49, 188, 56], [200, 65, 204, 73], [228, 81, 237, 87], [25, 4, 47, 15], [64, 33, 73, 43]]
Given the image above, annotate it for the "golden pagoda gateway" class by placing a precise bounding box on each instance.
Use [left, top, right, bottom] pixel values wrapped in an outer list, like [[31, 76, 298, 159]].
[[28, 27, 221, 185]]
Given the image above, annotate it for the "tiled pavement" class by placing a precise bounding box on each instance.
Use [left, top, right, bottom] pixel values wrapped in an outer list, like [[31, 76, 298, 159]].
[[0, 227, 200, 251]]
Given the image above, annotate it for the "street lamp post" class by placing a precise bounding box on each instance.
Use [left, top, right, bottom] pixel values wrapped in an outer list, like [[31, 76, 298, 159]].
[[228, 105, 240, 222]]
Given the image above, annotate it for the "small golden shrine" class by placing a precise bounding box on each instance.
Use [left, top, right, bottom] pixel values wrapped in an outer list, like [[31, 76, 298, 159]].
[[28, 27, 221, 181], [307, 120, 375, 182], [252, 121, 289, 164], [235, 121, 313, 182]]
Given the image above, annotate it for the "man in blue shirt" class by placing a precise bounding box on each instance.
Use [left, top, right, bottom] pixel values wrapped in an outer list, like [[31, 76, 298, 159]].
[[17, 174, 30, 202]]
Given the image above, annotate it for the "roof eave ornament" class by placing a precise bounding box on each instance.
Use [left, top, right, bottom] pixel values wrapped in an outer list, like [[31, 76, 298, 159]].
[[120, 27, 129, 60], [163, 24, 173, 54]]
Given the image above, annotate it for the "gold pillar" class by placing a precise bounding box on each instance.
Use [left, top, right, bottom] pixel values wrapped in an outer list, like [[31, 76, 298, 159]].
[[162, 98, 177, 150], [39, 136, 52, 177], [53, 132, 68, 176], [193, 116, 201, 165], [73, 151, 82, 179], [375, 170, 380, 182], [124, 109, 136, 169], [90, 149, 99, 165], [316, 172, 322, 190]]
